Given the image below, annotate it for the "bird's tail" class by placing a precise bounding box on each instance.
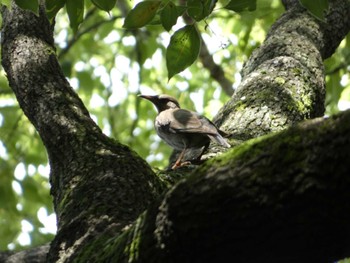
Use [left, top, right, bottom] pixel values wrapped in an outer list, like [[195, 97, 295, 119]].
[[208, 134, 230, 148]]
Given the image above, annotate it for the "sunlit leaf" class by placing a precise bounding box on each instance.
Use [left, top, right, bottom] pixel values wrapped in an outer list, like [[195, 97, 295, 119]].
[[225, 0, 256, 12], [46, 0, 66, 21], [66, 0, 84, 32], [123, 1, 161, 29], [14, 0, 39, 14], [91, 0, 117, 12], [299, 0, 328, 21], [166, 25, 201, 80], [1, 0, 11, 7], [161, 1, 178, 31]]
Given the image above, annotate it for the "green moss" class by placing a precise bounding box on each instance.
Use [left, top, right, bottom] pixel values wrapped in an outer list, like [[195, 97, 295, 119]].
[[71, 210, 153, 263], [300, 92, 313, 108], [57, 188, 72, 212], [72, 224, 133, 262], [194, 124, 307, 179], [296, 99, 306, 112], [197, 131, 279, 173], [274, 76, 286, 85], [126, 213, 145, 262], [292, 67, 302, 76], [44, 42, 56, 55], [338, 258, 350, 263], [255, 88, 277, 103], [233, 100, 247, 111]]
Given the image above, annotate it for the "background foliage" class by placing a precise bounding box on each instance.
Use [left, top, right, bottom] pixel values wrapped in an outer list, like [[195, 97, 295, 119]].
[[0, 0, 349, 252]]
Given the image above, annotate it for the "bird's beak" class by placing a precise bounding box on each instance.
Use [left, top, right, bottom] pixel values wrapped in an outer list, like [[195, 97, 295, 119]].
[[138, 94, 157, 102]]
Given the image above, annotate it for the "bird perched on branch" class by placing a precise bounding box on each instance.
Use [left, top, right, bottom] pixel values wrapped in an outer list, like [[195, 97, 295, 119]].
[[139, 94, 230, 169]]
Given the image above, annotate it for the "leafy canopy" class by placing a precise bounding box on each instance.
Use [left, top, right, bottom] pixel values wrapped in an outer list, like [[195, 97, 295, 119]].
[[3, 0, 330, 80]]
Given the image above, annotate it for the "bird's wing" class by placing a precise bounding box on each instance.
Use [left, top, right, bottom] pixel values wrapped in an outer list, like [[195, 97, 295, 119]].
[[156, 109, 231, 148], [168, 109, 219, 135]]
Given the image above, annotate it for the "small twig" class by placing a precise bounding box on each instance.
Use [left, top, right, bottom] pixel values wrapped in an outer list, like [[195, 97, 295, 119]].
[[199, 35, 234, 96]]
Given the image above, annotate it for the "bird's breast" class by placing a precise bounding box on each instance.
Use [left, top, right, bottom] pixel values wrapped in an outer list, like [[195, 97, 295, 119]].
[[155, 118, 184, 150]]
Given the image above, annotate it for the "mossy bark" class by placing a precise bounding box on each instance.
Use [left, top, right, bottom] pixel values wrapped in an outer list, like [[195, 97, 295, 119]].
[[215, 0, 350, 140], [74, 110, 350, 263], [1, 3, 164, 262]]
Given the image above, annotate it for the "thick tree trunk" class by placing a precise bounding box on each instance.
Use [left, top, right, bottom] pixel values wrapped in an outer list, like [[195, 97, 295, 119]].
[[1, 0, 350, 262], [1, 3, 163, 262]]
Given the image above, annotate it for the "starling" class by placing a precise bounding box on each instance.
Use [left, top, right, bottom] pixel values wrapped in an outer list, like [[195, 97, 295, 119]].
[[139, 94, 230, 169]]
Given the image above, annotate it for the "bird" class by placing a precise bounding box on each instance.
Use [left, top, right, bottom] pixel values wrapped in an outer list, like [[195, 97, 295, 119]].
[[139, 94, 230, 169]]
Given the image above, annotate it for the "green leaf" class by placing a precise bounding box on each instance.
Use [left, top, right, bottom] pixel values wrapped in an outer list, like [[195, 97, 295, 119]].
[[187, 0, 203, 21], [14, 0, 39, 14], [1, 0, 11, 7], [123, 1, 161, 29], [187, 0, 216, 21], [138, 34, 158, 65], [166, 25, 201, 80], [148, 13, 161, 25], [225, 0, 256, 12], [176, 5, 187, 16], [91, 0, 117, 12], [66, 0, 84, 32], [299, 0, 328, 21], [46, 0, 66, 21], [160, 1, 178, 31]]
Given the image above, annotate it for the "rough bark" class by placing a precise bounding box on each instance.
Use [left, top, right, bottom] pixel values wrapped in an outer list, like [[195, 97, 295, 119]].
[[1, 3, 163, 262], [1, 0, 350, 262], [84, 109, 350, 263], [2, 245, 49, 263], [215, 0, 350, 140], [151, 111, 350, 263]]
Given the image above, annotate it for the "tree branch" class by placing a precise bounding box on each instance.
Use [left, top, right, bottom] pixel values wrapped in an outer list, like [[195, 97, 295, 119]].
[[1, 244, 49, 263], [215, 0, 350, 140], [74, 109, 350, 263], [199, 36, 234, 96]]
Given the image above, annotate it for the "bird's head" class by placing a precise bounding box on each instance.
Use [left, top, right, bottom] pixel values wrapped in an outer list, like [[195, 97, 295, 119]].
[[139, 94, 180, 112]]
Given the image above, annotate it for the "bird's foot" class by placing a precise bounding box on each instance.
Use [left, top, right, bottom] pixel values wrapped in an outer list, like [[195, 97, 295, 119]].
[[171, 161, 191, 170]]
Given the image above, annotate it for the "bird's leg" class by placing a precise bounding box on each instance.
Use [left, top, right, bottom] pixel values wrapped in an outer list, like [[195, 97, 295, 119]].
[[172, 148, 187, 170]]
